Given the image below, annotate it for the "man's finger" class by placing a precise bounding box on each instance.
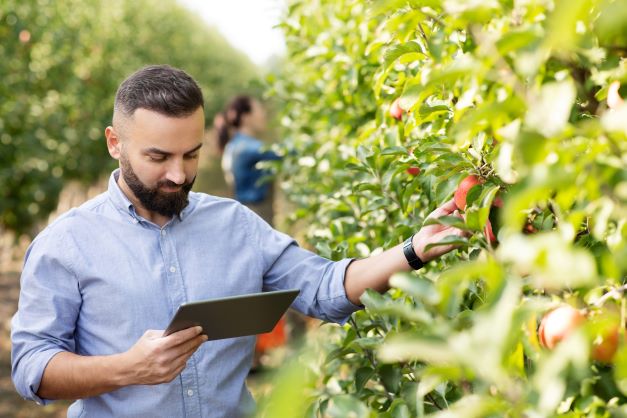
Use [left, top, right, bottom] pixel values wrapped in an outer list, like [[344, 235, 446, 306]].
[[172, 335, 206, 363], [162, 326, 203, 347], [427, 199, 458, 219]]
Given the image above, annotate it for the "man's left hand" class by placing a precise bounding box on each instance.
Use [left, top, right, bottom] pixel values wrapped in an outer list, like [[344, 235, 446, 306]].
[[413, 199, 468, 262]]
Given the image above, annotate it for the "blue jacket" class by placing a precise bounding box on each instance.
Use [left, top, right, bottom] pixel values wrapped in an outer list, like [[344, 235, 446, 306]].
[[222, 133, 280, 203]]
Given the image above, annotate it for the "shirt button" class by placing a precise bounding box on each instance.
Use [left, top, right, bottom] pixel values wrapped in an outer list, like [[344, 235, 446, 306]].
[[169, 266, 176, 273], [161, 229, 166, 236], [187, 389, 194, 397]]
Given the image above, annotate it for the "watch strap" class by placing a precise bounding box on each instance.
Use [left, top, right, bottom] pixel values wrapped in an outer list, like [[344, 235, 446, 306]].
[[403, 234, 425, 270]]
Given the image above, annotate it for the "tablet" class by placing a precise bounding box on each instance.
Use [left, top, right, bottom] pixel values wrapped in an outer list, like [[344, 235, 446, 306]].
[[163, 289, 300, 340]]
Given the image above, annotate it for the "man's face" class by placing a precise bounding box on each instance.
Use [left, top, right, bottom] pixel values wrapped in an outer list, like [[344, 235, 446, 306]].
[[112, 107, 205, 217]]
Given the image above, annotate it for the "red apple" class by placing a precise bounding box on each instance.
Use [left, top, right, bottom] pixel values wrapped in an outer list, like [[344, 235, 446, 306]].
[[484, 219, 497, 244], [592, 326, 619, 363], [523, 223, 538, 234], [389, 98, 404, 120], [19, 30, 31, 43], [538, 305, 585, 349], [406, 166, 421, 176], [454, 175, 483, 210]]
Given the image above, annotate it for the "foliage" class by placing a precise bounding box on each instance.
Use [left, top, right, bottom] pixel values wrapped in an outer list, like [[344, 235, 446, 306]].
[[262, 0, 627, 416], [0, 0, 259, 235]]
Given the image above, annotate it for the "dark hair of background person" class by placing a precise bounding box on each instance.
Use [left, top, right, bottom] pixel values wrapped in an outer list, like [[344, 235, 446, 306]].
[[216, 95, 254, 152], [114, 64, 205, 117]]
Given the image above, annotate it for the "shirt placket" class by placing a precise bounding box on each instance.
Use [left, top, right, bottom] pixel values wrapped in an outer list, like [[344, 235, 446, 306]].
[[159, 226, 202, 417]]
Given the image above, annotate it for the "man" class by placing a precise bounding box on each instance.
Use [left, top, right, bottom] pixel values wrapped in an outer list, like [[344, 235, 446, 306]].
[[11, 65, 466, 418]]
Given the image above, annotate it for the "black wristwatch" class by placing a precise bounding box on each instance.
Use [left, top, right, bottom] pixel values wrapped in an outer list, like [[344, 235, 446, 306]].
[[403, 234, 425, 270]]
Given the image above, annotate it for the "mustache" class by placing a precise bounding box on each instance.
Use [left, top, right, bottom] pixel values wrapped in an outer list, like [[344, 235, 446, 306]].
[[156, 178, 195, 189]]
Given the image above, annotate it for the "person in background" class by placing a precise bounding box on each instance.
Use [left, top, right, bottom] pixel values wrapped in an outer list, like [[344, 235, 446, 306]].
[[217, 95, 280, 225], [215, 96, 289, 369]]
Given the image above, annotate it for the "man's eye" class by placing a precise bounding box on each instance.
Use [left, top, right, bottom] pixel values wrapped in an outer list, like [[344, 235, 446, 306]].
[[185, 154, 199, 160], [148, 155, 166, 162]]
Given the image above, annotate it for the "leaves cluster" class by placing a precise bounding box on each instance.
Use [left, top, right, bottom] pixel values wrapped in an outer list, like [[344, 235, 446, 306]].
[[262, 0, 627, 416]]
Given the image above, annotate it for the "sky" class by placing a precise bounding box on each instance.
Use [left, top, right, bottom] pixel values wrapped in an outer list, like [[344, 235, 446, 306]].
[[178, 0, 287, 67]]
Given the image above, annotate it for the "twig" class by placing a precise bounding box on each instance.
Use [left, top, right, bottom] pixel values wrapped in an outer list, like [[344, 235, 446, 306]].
[[592, 284, 627, 307]]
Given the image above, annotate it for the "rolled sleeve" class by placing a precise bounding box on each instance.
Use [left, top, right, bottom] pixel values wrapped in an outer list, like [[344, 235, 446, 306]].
[[242, 206, 362, 324], [11, 224, 81, 404], [306, 257, 363, 324]]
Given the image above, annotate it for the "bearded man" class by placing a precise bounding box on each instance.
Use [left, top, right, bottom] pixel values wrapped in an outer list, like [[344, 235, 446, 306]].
[[11, 65, 465, 418]]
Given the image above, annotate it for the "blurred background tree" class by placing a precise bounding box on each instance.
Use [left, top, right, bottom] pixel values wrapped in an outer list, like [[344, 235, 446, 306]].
[[0, 0, 261, 236]]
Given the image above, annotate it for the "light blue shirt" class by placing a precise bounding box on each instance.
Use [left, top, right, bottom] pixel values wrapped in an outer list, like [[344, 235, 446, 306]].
[[11, 169, 359, 418]]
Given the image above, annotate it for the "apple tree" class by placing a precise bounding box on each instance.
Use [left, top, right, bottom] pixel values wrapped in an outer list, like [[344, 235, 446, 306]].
[[260, 0, 627, 416], [0, 0, 258, 235]]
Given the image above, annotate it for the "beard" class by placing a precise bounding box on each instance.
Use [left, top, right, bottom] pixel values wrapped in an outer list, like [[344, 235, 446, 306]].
[[119, 154, 195, 218]]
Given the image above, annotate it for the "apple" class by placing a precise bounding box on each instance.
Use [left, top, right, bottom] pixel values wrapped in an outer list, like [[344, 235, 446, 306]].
[[591, 326, 619, 363], [406, 166, 421, 176], [538, 305, 585, 349], [607, 81, 624, 110], [389, 98, 404, 120], [539, 306, 621, 362], [454, 175, 483, 211], [19, 30, 31, 43], [484, 219, 497, 244], [523, 222, 538, 234]]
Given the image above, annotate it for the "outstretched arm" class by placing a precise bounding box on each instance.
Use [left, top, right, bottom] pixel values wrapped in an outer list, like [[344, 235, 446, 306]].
[[343, 199, 465, 305]]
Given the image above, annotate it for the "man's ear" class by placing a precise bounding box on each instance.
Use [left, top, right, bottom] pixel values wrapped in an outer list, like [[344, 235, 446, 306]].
[[105, 126, 122, 160]]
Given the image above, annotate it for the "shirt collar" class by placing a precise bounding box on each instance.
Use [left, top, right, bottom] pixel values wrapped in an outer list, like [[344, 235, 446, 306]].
[[107, 169, 194, 223], [108, 169, 136, 220]]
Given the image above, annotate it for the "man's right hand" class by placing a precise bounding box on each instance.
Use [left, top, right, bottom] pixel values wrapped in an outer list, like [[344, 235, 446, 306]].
[[122, 326, 208, 385]]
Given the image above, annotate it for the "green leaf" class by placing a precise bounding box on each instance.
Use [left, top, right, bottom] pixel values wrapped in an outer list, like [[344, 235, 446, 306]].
[[466, 184, 500, 230], [379, 363, 402, 393], [496, 26, 543, 55], [349, 337, 382, 351], [380, 146, 408, 156], [383, 41, 425, 69], [389, 272, 441, 304], [355, 366, 375, 392], [424, 235, 469, 252], [326, 395, 370, 418], [614, 344, 627, 396], [379, 333, 454, 364], [423, 215, 472, 230]]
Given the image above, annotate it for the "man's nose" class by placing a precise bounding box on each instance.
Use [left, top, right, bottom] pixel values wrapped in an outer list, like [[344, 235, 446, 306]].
[[166, 160, 186, 185]]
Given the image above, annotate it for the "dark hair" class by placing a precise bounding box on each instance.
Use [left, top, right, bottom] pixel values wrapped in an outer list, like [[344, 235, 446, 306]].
[[216, 95, 253, 151], [114, 65, 204, 117]]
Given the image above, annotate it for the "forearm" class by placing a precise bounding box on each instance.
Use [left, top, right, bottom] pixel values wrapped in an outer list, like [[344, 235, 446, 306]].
[[344, 243, 411, 305], [343, 200, 467, 305], [37, 351, 132, 400]]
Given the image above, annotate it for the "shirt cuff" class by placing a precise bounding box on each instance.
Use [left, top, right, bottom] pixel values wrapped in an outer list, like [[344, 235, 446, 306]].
[[17, 348, 65, 405], [320, 258, 364, 325]]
